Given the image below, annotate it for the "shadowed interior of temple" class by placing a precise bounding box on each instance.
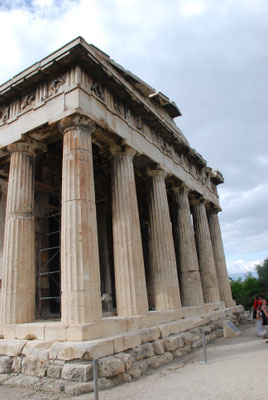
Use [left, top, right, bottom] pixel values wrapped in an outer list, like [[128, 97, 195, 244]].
[[35, 141, 62, 320]]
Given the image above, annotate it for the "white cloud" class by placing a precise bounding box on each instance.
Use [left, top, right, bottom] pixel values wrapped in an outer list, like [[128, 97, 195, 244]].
[[0, 0, 108, 84], [179, 0, 208, 17], [257, 155, 268, 166], [227, 259, 260, 278], [34, 0, 54, 7], [218, 182, 268, 262]]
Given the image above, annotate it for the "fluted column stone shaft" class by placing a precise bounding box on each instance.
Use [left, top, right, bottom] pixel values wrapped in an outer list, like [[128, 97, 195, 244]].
[[147, 169, 181, 310], [111, 146, 148, 316], [173, 185, 204, 306], [59, 115, 102, 324], [1, 142, 36, 324], [208, 210, 235, 307], [192, 200, 221, 303]]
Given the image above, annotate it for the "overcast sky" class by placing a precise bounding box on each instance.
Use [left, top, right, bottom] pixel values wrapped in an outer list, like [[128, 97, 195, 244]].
[[0, 0, 267, 279]]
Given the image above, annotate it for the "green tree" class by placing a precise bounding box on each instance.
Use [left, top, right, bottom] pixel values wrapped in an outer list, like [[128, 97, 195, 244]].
[[230, 272, 261, 309], [256, 258, 268, 295], [229, 277, 244, 298], [243, 273, 261, 297]]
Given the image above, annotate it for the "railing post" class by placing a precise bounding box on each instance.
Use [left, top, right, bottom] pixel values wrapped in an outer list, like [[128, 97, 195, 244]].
[[200, 328, 212, 365], [93, 358, 99, 400]]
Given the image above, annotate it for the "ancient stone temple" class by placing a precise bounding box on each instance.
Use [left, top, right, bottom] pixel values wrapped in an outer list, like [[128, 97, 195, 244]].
[[0, 37, 241, 388]]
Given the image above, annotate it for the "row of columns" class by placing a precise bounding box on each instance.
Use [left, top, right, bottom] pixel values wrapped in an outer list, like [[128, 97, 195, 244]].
[[0, 115, 234, 325]]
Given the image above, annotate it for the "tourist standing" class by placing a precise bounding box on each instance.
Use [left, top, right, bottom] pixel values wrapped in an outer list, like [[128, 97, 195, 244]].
[[255, 294, 267, 336]]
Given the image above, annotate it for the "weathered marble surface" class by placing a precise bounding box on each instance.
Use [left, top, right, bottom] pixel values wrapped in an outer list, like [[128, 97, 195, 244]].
[[173, 185, 204, 306], [111, 146, 148, 317], [147, 169, 181, 310], [1, 143, 37, 324], [59, 115, 102, 324]]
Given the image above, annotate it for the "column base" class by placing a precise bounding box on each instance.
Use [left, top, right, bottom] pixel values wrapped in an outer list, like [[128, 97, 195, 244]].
[[0, 301, 241, 342]]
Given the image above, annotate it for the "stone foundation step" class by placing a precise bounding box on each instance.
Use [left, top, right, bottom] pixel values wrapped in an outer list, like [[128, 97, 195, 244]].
[[0, 301, 238, 342], [0, 305, 243, 363], [0, 323, 225, 396], [0, 306, 244, 395]]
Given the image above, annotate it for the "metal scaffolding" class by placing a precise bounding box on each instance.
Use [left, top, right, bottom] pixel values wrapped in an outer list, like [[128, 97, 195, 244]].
[[36, 208, 61, 319]]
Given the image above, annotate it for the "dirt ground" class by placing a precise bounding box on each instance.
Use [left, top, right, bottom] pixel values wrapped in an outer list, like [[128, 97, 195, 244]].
[[0, 323, 267, 400]]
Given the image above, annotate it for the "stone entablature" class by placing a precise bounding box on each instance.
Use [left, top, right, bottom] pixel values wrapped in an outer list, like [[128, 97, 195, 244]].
[[0, 38, 218, 204]]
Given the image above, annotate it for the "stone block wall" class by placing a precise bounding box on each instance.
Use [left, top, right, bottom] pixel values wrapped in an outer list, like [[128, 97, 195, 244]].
[[0, 310, 244, 396]]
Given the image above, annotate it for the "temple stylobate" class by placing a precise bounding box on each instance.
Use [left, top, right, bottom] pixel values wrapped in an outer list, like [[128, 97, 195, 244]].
[[0, 37, 236, 343]]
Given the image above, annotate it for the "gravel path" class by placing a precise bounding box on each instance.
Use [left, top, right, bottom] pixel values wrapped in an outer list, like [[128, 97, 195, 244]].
[[0, 324, 266, 400]]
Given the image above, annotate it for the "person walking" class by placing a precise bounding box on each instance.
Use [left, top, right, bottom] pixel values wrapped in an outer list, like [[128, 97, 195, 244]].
[[255, 295, 268, 337]]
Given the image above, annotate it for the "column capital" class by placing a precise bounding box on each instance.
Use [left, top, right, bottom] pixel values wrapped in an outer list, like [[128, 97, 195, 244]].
[[7, 140, 46, 157], [207, 204, 222, 214], [58, 114, 96, 135], [109, 143, 136, 159], [171, 182, 190, 195], [190, 196, 210, 207], [146, 167, 167, 179]]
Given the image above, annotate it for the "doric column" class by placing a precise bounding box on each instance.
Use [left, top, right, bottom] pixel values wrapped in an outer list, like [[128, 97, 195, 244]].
[[111, 145, 148, 316], [208, 208, 235, 307], [59, 115, 102, 324], [1, 142, 38, 324], [172, 185, 204, 306], [192, 198, 221, 303], [147, 168, 181, 310]]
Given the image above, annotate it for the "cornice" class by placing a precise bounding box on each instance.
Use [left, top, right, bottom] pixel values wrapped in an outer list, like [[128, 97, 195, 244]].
[[0, 37, 187, 152]]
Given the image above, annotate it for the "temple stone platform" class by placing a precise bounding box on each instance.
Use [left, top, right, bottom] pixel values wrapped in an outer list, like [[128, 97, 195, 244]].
[[0, 305, 243, 395], [0, 302, 230, 342]]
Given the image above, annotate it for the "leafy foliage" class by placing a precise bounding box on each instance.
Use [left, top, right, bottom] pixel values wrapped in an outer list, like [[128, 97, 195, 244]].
[[230, 272, 261, 309], [243, 273, 262, 297], [256, 258, 268, 293], [229, 277, 244, 298]]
